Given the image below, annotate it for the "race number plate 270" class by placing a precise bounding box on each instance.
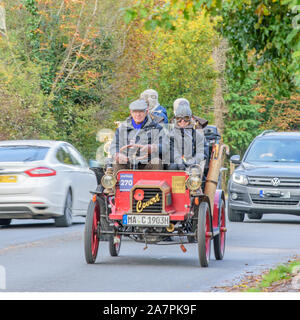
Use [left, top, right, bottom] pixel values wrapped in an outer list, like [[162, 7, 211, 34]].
[[123, 215, 170, 227], [119, 174, 133, 192]]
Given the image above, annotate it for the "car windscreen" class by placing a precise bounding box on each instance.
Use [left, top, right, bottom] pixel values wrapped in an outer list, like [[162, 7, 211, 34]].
[[245, 138, 300, 163], [0, 146, 50, 162]]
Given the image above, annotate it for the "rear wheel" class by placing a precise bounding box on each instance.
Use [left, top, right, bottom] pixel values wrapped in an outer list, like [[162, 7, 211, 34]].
[[0, 219, 11, 226], [109, 234, 122, 257], [214, 199, 226, 260], [197, 202, 212, 268], [84, 199, 101, 264], [55, 190, 73, 227]]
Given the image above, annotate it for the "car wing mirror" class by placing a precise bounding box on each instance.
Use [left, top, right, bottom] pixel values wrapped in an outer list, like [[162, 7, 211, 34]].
[[230, 155, 241, 165]]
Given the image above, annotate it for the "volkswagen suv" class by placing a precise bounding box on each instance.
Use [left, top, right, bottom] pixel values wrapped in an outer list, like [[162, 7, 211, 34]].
[[228, 131, 300, 222]]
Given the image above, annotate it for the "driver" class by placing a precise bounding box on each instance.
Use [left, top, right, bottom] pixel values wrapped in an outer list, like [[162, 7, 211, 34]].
[[109, 99, 164, 173]]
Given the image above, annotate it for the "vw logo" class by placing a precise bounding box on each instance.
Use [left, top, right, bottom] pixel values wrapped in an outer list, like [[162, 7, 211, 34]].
[[271, 178, 281, 187]]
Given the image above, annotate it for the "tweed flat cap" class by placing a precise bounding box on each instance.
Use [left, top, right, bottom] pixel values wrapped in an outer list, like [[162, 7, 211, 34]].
[[129, 99, 148, 111]]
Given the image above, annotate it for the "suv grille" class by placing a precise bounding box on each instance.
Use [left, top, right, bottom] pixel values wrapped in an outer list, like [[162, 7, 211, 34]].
[[248, 177, 300, 188], [250, 194, 300, 206], [132, 188, 163, 213]]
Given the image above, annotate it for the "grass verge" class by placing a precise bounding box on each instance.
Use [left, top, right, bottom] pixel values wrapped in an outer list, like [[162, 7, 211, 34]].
[[247, 260, 300, 292]]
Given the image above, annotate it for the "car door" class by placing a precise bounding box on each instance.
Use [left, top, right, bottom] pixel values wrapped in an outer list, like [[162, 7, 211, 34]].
[[65, 145, 97, 213]]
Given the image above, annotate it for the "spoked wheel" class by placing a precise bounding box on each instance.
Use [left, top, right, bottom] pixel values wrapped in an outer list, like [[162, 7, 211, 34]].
[[84, 199, 101, 264], [197, 201, 212, 268], [109, 234, 122, 257], [214, 198, 226, 260]]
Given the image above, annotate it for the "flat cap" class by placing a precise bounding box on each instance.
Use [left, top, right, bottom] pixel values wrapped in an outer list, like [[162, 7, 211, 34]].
[[129, 99, 148, 111]]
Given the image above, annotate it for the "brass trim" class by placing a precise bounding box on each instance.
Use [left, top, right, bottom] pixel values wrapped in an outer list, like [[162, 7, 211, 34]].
[[172, 176, 187, 194]]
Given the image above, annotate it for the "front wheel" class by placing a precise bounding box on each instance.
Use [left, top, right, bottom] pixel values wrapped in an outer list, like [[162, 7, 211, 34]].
[[84, 199, 101, 264], [228, 205, 245, 222], [248, 213, 263, 220], [197, 202, 212, 268], [109, 235, 122, 257]]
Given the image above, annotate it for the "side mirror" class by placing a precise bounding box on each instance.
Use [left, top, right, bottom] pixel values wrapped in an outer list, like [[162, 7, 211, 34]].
[[230, 155, 241, 165], [88, 159, 101, 168]]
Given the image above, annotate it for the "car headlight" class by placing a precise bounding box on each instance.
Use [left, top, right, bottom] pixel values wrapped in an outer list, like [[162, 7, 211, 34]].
[[232, 172, 248, 185], [186, 176, 202, 191], [101, 174, 116, 189]]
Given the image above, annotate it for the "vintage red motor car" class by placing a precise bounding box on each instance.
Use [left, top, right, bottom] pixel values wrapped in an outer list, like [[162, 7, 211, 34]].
[[84, 126, 229, 267]]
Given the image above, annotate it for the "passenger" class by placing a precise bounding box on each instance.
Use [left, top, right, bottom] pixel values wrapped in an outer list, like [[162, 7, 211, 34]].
[[140, 89, 168, 124], [169, 101, 205, 171], [109, 99, 164, 173], [173, 98, 208, 129], [173, 98, 210, 163]]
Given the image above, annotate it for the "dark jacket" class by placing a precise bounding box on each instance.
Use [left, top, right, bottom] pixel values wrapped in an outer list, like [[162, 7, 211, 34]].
[[150, 105, 168, 124], [169, 123, 205, 167], [109, 115, 165, 164]]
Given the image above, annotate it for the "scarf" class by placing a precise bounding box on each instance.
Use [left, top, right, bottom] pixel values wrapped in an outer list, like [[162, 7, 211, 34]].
[[131, 117, 147, 130]]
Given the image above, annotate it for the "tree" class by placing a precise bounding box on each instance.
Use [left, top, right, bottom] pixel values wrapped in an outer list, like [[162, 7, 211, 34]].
[[220, 0, 299, 97], [0, 0, 133, 158], [223, 75, 262, 155], [124, 0, 300, 92], [110, 5, 218, 123], [146, 12, 218, 117]]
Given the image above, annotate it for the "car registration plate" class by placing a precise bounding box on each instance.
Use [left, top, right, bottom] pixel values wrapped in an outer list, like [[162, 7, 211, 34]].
[[123, 215, 170, 227], [259, 190, 291, 199], [0, 175, 17, 183]]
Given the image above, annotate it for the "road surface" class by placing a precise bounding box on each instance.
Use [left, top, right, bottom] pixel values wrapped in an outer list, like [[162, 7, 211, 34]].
[[0, 214, 299, 292]]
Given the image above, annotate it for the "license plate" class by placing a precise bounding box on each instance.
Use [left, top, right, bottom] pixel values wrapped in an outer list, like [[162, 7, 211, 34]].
[[259, 190, 291, 199], [123, 215, 170, 227], [0, 175, 17, 183]]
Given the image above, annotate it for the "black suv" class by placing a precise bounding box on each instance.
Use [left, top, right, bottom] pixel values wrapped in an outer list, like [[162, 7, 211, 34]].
[[228, 131, 300, 222]]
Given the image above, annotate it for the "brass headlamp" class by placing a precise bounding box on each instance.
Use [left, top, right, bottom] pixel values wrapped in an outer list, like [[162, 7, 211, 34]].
[[186, 164, 203, 191], [101, 168, 117, 189]]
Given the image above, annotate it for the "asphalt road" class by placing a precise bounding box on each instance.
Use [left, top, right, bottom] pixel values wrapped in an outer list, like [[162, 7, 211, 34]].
[[0, 214, 299, 293]]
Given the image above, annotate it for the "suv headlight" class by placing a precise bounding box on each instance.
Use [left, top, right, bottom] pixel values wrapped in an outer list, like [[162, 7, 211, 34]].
[[232, 172, 248, 185], [101, 174, 116, 189]]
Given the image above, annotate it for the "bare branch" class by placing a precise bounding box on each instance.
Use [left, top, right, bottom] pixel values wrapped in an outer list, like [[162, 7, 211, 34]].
[[50, 1, 86, 95], [63, 0, 99, 84]]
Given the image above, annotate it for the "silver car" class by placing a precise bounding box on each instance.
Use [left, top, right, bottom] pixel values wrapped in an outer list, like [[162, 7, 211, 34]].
[[0, 140, 97, 227], [228, 131, 300, 222]]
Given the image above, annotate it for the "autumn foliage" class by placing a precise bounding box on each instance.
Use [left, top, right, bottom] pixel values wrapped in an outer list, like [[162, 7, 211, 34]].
[[0, 0, 299, 159]]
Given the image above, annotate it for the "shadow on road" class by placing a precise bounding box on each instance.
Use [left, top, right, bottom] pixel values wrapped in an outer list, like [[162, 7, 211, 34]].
[[0, 220, 85, 230], [243, 217, 300, 225]]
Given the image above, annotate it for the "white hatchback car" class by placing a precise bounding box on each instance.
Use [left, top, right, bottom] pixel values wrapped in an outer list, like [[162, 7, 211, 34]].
[[0, 140, 97, 227]]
